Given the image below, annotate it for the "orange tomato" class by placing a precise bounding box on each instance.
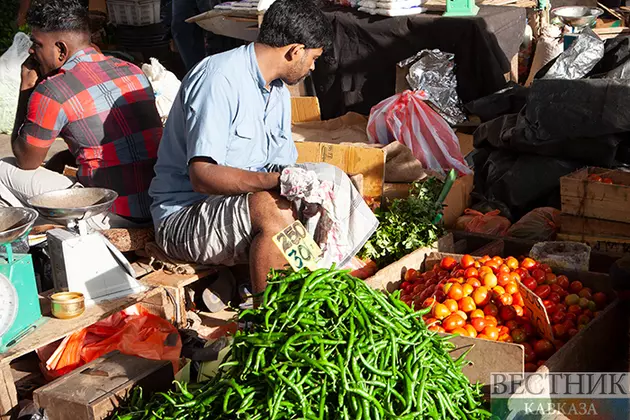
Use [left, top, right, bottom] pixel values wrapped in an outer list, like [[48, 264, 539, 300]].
[[443, 299, 458, 313], [478, 255, 491, 264], [451, 327, 469, 336], [484, 315, 498, 328], [484, 260, 500, 274], [424, 317, 439, 327], [466, 278, 482, 288], [460, 254, 475, 269], [482, 273, 498, 288], [455, 310, 468, 321], [497, 272, 511, 287], [521, 257, 537, 270], [459, 296, 476, 313], [404, 268, 418, 282], [471, 317, 486, 332], [470, 309, 484, 319], [509, 272, 521, 283], [432, 303, 450, 320], [499, 325, 510, 336], [462, 283, 474, 297], [513, 305, 524, 317], [505, 282, 519, 295], [478, 266, 493, 277], [428, 325, 446, 333], [476, 334, 490, 340], [422, 297, 437, 308], [443, 314, 465, 332], [440, 257, 458, 271], [464, 324, 477, 337], [482, 326, 500, 341], [499, 293, 513, 306], [483, 303, 499, 317], [499, 264, 511, 275], [492, 286, 506, 299], [472, 287, 490, 306], [506, 256, 519, 270], [447, 283, 464, 301], [464, 267, 479, 279], [492, 256, 504, 265]]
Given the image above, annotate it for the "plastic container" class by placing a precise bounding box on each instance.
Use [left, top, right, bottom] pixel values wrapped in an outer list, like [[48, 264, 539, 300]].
[[106, 0, 161, 26], [530, 241, 591, 272]]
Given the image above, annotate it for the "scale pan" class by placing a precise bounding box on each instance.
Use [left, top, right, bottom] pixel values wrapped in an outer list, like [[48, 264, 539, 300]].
[[0, 208, 38, 245], [27, 188, 118, 223]]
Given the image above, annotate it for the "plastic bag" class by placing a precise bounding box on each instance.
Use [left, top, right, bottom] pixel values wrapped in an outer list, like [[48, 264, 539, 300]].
[[507, 207, 560, 241], [530, 241, 590, 272], [367, 90, 471, 177], [37, 305, 182, 377], [0, 33, 32, 134], [458, 209, 511, 236], [141, 57, 181, 125]]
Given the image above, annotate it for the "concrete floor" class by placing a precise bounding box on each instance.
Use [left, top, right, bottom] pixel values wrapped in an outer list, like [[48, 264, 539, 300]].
[[0, 133, 67, 160]]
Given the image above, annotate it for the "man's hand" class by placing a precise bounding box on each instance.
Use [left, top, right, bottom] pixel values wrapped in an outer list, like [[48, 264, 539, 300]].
[[21, 56, 41, 91]]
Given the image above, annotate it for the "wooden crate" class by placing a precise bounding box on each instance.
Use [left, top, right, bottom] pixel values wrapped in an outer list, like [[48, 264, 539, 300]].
[[34, 352, 173, 420], [560, 167, 630, 223], [558, 213, 630, 256]]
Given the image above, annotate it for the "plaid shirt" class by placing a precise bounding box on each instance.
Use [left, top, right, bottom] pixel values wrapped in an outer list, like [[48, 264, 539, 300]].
[[19, 48, 163, 221]]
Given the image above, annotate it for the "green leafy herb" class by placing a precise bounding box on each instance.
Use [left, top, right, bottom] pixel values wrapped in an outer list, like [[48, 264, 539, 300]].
[[359, 178, 445, 268]]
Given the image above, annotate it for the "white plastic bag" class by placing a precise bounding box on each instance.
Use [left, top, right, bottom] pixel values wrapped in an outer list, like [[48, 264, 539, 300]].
[[141, 58, 181, 125], [0, 33, 32, 134], [367, 90, 471, 176]]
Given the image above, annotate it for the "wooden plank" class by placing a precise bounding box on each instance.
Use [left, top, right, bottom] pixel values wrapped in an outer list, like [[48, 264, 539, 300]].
[[559, 213, 630, 238], [561, 196, 630, 224], [139, 269, 216, 289], [0, 364, 17, 420], [557, 233, 630, 256], [0, 288, 162, 366]]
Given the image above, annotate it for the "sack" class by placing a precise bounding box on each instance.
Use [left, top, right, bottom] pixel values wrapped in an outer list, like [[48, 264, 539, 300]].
[[141, 58, 181, 125], [367, 90, 471, 177], [507, 207, 560, 241], [459, 209, 512, 236], [0, 33, 32, 134]]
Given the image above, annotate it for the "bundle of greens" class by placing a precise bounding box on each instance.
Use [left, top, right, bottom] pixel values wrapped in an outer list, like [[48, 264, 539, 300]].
[[111, 267, 489, 420], [359, 178, 445, 268]]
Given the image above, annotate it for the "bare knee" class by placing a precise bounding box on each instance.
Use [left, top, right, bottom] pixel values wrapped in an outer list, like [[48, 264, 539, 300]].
[[249, 191, 296, 234]]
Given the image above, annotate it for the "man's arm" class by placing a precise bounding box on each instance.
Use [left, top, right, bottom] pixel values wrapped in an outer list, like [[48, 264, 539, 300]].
[[12, 57, 64, 170], [189, 158, 280, 196]]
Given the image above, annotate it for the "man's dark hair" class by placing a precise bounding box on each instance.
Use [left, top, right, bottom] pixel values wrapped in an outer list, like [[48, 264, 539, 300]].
[[27, 0, 90, 33], [258, 0, 333, 52]]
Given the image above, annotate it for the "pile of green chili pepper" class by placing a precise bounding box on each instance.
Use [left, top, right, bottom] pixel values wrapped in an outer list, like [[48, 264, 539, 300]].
[[111, 267, 491, 419]]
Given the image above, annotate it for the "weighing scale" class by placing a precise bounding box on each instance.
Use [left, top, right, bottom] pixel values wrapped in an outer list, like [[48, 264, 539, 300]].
[[0, 208, 42, 353], [27, 188, 146, 306]]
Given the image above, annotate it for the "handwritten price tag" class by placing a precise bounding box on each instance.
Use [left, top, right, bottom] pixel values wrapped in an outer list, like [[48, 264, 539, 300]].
[[517, 280, 555, 342], [272, 221, 323, 271]]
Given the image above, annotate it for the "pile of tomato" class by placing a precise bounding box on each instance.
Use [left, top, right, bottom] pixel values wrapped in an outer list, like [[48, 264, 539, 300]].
[[398, 255, 610, 372], [587, 173, 622, 185]]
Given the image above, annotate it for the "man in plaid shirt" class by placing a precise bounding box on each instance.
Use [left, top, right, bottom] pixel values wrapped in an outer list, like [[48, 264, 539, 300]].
[[0, 0, 163, 228]]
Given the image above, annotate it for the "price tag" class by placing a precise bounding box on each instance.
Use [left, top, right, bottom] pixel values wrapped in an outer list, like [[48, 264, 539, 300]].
[[517, 280, 555, 342], [272, 221, 323, 271]]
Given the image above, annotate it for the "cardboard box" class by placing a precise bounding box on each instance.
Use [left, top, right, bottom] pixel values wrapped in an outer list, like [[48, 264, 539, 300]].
[[291, 97, 321, 124], [367, 249, 620, 392], [34, 352, 173, 420], [560, 167, 630, 224], [295, 142, 385, 207]]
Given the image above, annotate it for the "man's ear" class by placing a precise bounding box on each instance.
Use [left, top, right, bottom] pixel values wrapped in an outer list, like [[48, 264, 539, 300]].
[[284, 44, 305, 62], [55, 41, 68, 62]]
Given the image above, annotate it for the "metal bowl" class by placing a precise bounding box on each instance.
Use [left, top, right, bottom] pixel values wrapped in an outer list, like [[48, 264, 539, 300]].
[[50, 292, 85, 319], [27, 188, 118, 222], [0, 208, 38, 245], [552, 6, 603, 29]]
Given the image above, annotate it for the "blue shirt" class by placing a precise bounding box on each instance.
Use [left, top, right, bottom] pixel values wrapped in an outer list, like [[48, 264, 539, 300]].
[[149, 44, 298, 224]]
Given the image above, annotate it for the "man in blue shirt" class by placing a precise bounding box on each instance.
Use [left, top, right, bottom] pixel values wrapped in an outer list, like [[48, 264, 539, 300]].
[[149, 0, 333, 294]]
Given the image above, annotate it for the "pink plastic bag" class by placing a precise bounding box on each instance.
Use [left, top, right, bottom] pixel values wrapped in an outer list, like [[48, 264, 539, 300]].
[[367, 90, 471, 177], [459, 209, 512, 236]]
